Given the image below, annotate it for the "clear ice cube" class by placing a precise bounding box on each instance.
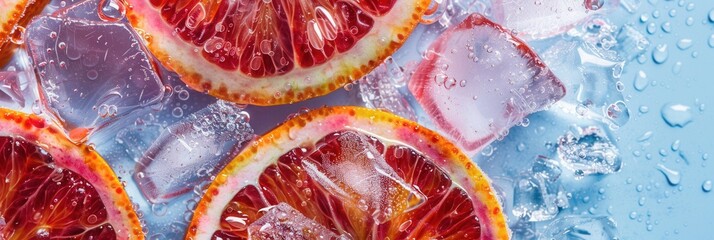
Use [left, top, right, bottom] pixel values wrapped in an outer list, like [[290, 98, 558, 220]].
[[248, 203, 343, 240], [540, 215, 620, 240], [491, 0, 613, 40], [556, 126, 622, 177], [408, 14, 565, 156], [539, 18, 631, 129], [25, 15, 164, 141], [358, 57, 416, 121], [134, 100, 254, 203], [302, 131, 424, 223], [513, 156, 569, 222]]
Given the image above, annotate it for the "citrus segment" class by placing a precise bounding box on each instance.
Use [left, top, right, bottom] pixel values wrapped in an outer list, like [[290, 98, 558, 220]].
[[187, 107, 509, 239], [126, 0, 429, 105], [0, 108, 143, 239], [0, 0, 48, 65]]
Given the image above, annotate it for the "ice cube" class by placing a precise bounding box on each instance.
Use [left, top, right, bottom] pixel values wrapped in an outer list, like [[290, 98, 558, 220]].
[[539, 19, 631, 129], [491, 0, 613, 40], [358, 58, 416, 121], [115, 123, 162, 163], [616, 24, 650, 61], [556, 125, 621, 178], [25, 15, 164, 141], [540, 215, 620, 240], [408, 13, 565, 156], [248, 203, 343, 240], [134, 100, 254, 203], [513, 156, 568, 222], [510, 219, 537, 240], [302, 131, 424, 223], [0, 71, 26, 108]]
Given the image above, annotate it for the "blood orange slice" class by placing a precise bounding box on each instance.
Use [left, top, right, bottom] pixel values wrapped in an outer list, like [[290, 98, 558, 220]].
[[0, 0, 47, 65], [0, 108, 143, 239], [126, 0, 429, 106], [187, 106, 509, 239]]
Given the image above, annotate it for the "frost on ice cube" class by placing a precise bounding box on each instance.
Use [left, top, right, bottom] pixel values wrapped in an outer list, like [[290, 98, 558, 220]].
[[134, 100, 254, 203], [556, 125, 621, 177], [358, 57, 416, 121], [491, 0, 613, 40], [248, 203, 342, 240], [302, 131, 424, 223], [408, 13, 565, 156], [540, 215, 620, 240], [513, 156, 569, 222], [25, 15, 164, 141]]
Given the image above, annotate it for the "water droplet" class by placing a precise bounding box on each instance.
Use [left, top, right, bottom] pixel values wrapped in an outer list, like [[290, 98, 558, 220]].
[[606, 101, 630, 126], [638, 131, 653, 142], [709, 34, 714, 48], [87, 214, 98, 224], [703, 180, 712, 192], [671, 140, 680, 151], [171, 107, 184, 118], [398, 219, 413, 232], [709, 9, 714, 22], [676, 39, 692, 50], [634, 71, 649, 91], [9, 26, 25, 45], [98, 0, 127, 22], [672, 61, 682, 74], [656, 164, 681, 186], [661, 103, 693, 127], [151, 202, 168, 216], [660, 22, 671, 33], [639, 105, 649, 113], [36, 228, 50, 238], [87, 70, 98, 80], [178, 90, 190, 101], [652, 44, 668, 64]]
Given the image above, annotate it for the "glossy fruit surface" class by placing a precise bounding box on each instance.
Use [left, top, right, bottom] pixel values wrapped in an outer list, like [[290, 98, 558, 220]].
[[126, 0, 429, 105], [187, 106, 509, 239], [0, 108, 143, 239]]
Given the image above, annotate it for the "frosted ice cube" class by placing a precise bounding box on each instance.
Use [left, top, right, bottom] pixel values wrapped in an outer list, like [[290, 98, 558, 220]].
[[513, 156, 568, 222], [408, 14, 565, 156], [302, 131, 424, 223], [358, 57, 416, 121], [556, 126, 621, 177], [248, 203, 343, 240], [540, 215, 620, 240], [491, 0, 612, 40], [25, 16, 164, 141], [134, 100, 253, 203]]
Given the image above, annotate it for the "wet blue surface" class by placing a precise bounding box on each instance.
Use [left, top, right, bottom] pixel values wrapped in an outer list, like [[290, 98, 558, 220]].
[[1, 0, 713, 239]]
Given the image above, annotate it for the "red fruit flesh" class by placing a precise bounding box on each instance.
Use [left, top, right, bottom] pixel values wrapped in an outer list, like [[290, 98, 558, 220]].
[[0, 136, 116, 239], [151, 0, 396, 76], [211, 130, 481, 239]]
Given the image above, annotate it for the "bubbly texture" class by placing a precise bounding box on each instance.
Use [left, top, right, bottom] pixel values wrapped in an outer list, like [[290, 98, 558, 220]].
[[152, 0, 394, 77], [0, 136, 115, 239], [211, 130, 481, 239]]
